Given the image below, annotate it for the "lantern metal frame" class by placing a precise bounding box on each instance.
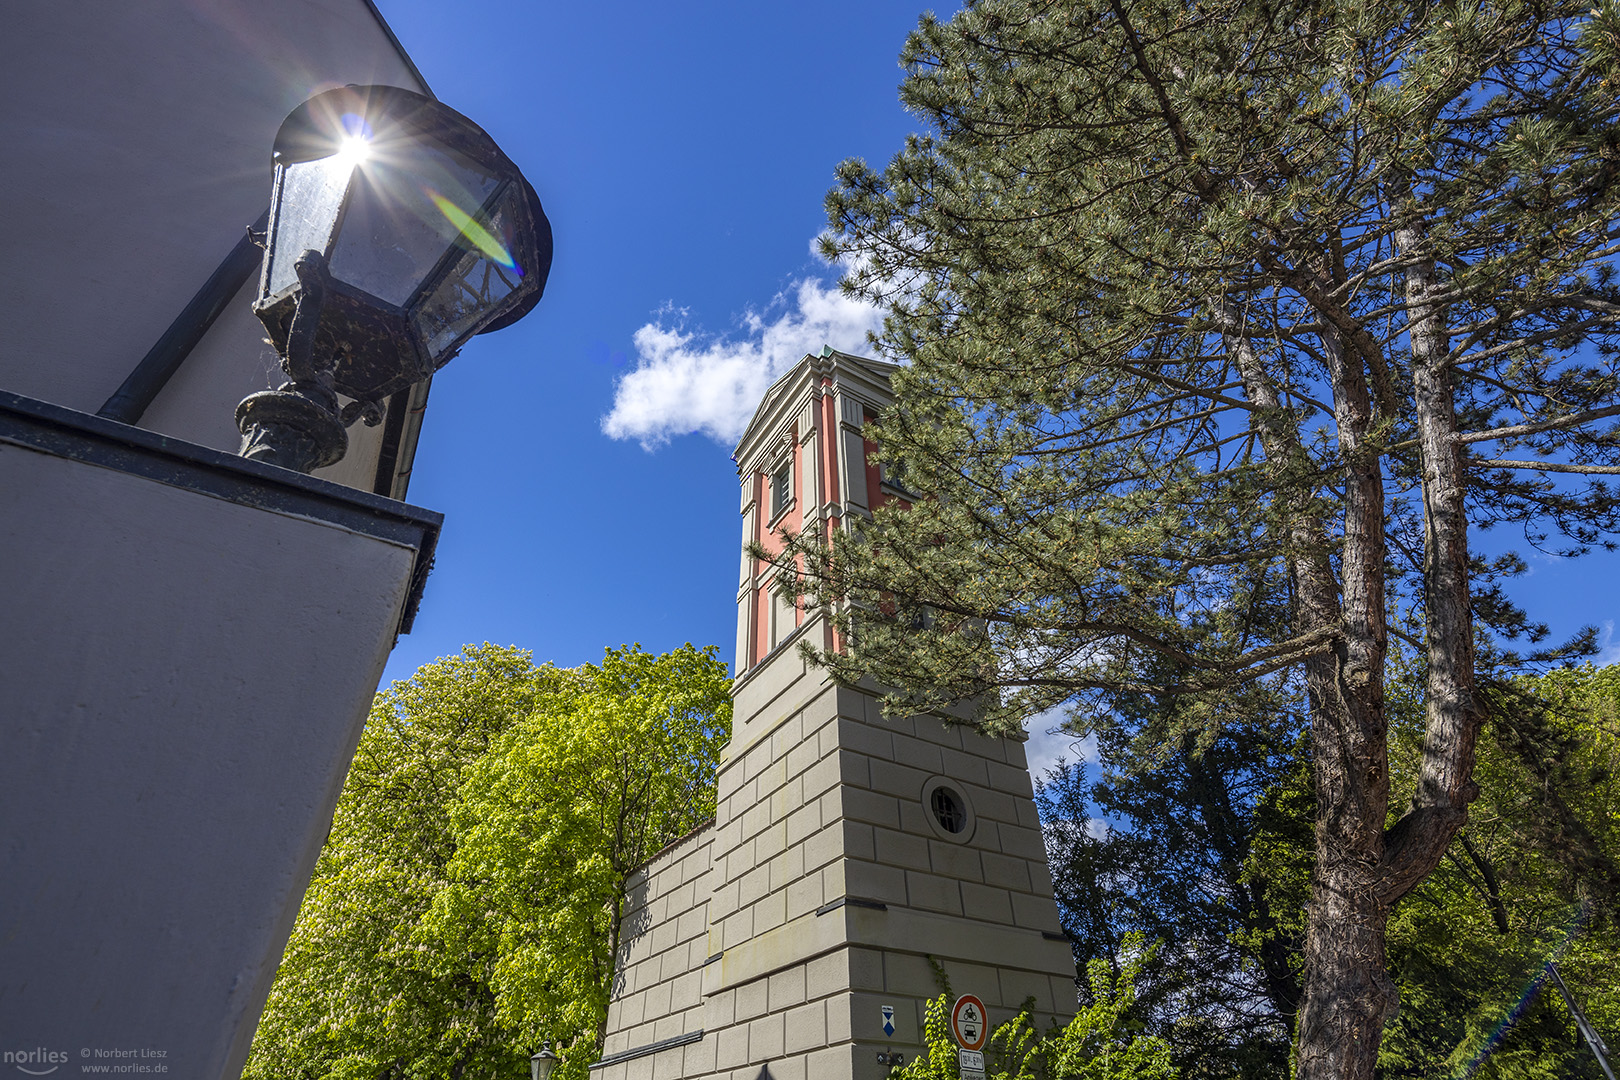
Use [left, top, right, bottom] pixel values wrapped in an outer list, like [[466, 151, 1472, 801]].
[[236, 84, 552, 473]]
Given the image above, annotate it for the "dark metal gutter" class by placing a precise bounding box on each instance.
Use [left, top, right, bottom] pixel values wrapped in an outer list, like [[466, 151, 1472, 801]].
[[97, 210, 268, 426], [370, 387, 412, 496], [815, 895, 889, 916]]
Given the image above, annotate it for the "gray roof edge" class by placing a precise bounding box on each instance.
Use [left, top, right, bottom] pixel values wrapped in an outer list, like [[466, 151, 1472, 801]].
[[356, 0, 435, 99]]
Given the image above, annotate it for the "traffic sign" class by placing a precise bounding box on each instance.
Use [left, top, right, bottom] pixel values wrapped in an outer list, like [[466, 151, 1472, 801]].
[[950, 994, 988, 1051], [958, 1049, 986, 1080]]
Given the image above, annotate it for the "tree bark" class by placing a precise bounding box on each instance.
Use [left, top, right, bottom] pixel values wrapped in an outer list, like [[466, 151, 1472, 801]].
[[1292, 317, 1395, 1080], [1376, 220, 1479, 906], [1224, 298, 1394, 1077]]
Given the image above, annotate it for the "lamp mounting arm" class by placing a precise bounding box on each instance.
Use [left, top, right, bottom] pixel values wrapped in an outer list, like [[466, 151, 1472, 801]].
[[235, 249, 349, 472], [340, 399, 385, 427]]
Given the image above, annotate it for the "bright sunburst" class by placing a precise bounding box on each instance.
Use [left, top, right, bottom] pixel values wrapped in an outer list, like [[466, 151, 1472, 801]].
[[334, 133, 371, 170]]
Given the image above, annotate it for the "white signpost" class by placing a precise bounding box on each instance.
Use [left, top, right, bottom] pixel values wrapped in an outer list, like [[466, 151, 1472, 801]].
[[951, 994, 988, 1080]]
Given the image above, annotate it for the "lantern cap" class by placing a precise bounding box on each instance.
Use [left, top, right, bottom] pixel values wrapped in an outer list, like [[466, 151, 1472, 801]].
[[530, 1045, 559, 1080]]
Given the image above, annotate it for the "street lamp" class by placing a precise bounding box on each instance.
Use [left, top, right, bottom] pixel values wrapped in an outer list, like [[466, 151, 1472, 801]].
[[237, 84, 553, 472], [529, 1046, 559, 1080]]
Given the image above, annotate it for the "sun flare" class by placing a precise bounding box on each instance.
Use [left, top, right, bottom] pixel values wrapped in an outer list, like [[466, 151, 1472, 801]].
[[334, 134, 371, 170]]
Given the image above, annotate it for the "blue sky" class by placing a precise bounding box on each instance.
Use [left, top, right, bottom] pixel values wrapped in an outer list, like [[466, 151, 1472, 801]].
[[375, 0, 928, 684], [374, 0, 1620, 776]]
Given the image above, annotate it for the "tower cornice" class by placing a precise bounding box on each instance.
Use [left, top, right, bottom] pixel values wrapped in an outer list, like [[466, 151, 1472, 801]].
[[732, 348, 899, 473]]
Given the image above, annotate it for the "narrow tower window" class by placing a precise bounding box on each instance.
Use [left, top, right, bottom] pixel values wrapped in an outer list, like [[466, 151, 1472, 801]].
[[771, 586, 796, 649], [771, 460, 792, 518]]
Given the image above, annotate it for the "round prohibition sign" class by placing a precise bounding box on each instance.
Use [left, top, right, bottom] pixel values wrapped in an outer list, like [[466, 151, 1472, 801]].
[[951, 994, 989, 1051]]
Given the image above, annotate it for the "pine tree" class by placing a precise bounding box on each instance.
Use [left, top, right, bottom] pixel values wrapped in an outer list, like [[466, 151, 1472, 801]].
[[780, 0, 1620, 1074]]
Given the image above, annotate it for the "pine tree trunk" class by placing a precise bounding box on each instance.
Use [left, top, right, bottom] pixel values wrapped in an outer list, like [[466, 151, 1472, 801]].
[[1291, 583, 1398, 1080], [1226, 302, 1396, 1076], [1296, 848, 1397, 1078], [1292, 319, 1396, 1080], [1375, 225, 1479, 903], [1294, 640, 1397, 1079]]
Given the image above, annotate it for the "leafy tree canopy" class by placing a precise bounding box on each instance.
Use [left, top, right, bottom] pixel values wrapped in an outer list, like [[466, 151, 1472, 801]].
[[1378, 661, 1620, 1077], [243, 643, 731, 1080], [896, 936, 1177, 1080]]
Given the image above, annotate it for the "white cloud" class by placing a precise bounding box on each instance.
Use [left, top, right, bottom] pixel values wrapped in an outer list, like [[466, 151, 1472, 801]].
[[1023, 705, 1097, 784], [1599, 620, 1620, 665], [601, 249, 886, 449]]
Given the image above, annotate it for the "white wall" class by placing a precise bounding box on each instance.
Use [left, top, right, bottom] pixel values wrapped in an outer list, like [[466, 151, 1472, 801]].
[[0, 426, 427, 1079]]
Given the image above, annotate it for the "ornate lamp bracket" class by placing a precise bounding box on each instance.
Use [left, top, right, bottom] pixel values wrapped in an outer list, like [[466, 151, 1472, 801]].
[[236, 250, 379, 473]]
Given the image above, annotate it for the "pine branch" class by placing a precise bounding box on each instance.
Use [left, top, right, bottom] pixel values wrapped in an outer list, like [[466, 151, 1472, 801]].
[[1473, 459, 1620, 474]]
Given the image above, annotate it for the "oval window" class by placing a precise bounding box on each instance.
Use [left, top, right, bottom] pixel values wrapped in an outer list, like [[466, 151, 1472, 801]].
[[920, 775, 976, 843], [931, 786, 966, 833]]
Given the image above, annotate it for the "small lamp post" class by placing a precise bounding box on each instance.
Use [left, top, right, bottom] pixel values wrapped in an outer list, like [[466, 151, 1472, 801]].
[[530, 1045, 559, 1080], [237, 84, 553, 472]]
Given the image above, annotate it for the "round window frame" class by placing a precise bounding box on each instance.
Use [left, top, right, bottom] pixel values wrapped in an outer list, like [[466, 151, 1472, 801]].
[[920, 775, 976, 844]]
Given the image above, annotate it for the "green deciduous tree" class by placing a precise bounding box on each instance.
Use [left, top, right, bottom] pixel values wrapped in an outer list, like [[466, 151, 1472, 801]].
[[778, 0, 1620, 1074], [1037, 662, 1620, 1078], [423, 644, 731, 1077], [897, 936, 1176, 1080], [1376, 662, 1620, 1077], [243, 643, 731, 1080], [243, 644, 549, 1080]]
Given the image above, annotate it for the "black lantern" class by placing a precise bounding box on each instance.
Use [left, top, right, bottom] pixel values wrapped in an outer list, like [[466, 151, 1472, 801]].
[[529, 1047, 558, 1080], [237, 84, 553, 472]]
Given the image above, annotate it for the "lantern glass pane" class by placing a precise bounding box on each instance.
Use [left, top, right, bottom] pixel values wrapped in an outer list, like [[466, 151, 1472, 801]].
[[328, 140, 501, 307], [265, 156, 354, 296], [412, 182, 526, 360]]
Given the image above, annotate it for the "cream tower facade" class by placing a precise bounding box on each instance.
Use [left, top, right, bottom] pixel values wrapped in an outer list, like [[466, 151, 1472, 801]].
[[591, 349, 1076, 1080]]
